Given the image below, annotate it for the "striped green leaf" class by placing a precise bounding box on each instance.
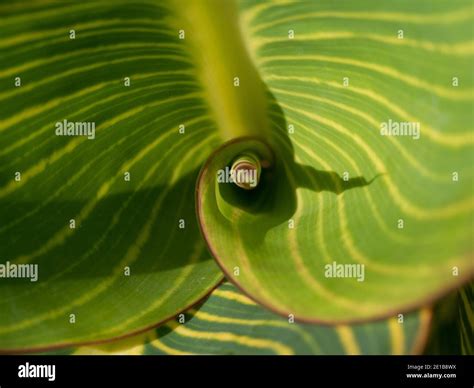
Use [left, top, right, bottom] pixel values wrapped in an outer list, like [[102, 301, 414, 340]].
[[424, 281, 474, 355], [0, 1, 228, 351], [60, 283, 432, 355], [458, 283, 474, 354], [197, 0, 474, 323], [1, 0, 472, 352]]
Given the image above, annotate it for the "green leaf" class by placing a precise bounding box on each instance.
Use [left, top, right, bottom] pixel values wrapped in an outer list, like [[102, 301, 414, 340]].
[[0, 1, 228, 351], [458, 282, 474, 355], [51, 283, 432, 355], [197, 0, 474, 323], [424, 281, 474, 355], [1, 0, 472, 352]]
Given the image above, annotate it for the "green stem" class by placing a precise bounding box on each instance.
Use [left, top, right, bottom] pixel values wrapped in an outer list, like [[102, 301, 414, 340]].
[[170, 0, 270, 140]]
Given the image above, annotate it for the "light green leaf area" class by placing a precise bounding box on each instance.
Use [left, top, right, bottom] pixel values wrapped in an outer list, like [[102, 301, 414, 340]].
[[0, 1, 226, 351], [197, 0, 474, 323], [53, 283, 431, 355]]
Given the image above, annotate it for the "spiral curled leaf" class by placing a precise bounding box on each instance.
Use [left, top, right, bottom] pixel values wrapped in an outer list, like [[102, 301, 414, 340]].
[[0, 0, 472, 352], [195, 0, 474, 323]]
